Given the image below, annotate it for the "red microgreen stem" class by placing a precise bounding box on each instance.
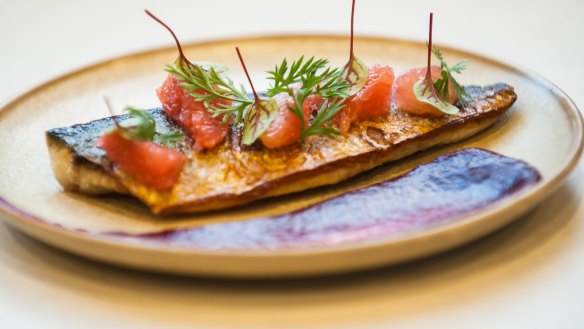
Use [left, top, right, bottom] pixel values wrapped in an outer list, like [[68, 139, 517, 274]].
[[103, 96, 122, 129], [235, 47, 260, 102], [236, 46, 270, 129], [426, 13, 434, 80], [349, 0, 355, 64], [345, 0, 357, 80], [145, 9, 191, 67]]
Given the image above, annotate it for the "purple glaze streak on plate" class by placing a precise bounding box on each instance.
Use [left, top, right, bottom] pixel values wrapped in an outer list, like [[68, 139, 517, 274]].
[[110, 148, 541, 251]]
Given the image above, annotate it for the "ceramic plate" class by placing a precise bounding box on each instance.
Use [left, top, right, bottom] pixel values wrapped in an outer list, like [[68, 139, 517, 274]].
[[0, 35, 582, 278]]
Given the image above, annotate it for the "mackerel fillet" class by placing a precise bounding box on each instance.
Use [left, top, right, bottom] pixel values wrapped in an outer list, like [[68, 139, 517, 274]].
[[46, 84, 517, 214]]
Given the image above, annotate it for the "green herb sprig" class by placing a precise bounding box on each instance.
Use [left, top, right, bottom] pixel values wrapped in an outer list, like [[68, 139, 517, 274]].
[[120, 107, 184, 147], [146, 9, 254, 125], [169, 48, 281, 146], [267, 56, 351, 139], [146, 9, 352, 144], [413, 13, 465, 115], [432, 46, 470, 107], [166, 60, 254, 125], [104, 95, 184, 148], [266, 56, 330, 97], [301, 98, 346, 139]]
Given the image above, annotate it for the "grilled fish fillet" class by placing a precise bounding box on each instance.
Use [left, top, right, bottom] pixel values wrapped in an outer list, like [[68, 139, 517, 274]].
[[46, 84, 517, 214]]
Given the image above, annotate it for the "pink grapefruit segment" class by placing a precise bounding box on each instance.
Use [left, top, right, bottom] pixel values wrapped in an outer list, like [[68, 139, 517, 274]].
[[333, 65, 394, 133], [157, 75, 231, 151], [393, 65, 457, 117], [98, 130, 187, 191]]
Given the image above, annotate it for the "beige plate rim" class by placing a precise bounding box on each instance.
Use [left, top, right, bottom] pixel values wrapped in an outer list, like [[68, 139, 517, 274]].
[[0, 34, 582, 276]]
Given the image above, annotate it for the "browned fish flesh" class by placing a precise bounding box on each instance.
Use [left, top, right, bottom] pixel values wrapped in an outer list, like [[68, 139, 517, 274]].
[[46, 84, 517, 214]]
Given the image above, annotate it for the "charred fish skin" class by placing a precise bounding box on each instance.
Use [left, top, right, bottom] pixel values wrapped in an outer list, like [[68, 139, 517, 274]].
[[46, 109, 187, 167], [46, 84, 517, 214], [46, 109, 188, 194]]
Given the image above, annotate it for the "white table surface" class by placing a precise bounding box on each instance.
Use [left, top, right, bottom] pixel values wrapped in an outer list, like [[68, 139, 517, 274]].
[[1, 1, 583, 328]]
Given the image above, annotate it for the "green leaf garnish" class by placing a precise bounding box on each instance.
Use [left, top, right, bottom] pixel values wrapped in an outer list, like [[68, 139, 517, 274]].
[[301, 98, 346, 139], [242, 99, 278, 145], [146, 7, 351, 144], [146, 9, 252, 124], [234, 47, 279, 145], [342, 56, 369, 95], [267, 56, 336, 97], [431, 46, 470, 107], [111, 106, 185, 148], [166, 59, 255, 125], [267, 56, 350, 139], [118, 107, 156, 141], [413, 79, 460, 115], [413, 13, 461, 115], [154, 131, 184, 148]]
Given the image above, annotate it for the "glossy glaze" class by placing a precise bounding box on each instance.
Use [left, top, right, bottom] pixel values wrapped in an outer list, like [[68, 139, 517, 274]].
[[111, 148, 540, 250]]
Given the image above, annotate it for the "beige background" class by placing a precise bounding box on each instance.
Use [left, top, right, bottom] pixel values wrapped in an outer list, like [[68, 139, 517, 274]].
[[1, 0, 583, 328]]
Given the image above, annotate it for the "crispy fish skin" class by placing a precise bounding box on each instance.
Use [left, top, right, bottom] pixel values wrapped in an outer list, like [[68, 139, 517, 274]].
[[46, 84, 517, 215], [46, 109, 186, 195]]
